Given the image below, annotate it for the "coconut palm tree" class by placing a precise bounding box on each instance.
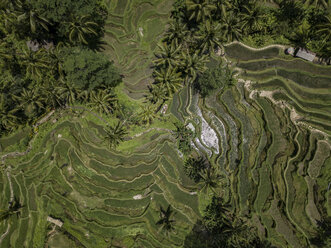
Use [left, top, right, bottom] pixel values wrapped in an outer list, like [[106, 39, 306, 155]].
[[0, 0, 17, 32], [12, 88, 45, 120], [65, 15, 98, 45], [56, 81, 80, 106], [164, 21, 189, 44], [104, 121, 127, 149], [156, 205, 176, 235], [137, 105, 157, 125], [41, 80, 65, 109], [184, 155, 207, 182], [0, 196, 23, 222], [221, 12, 243, 42], [186, 0, 217, 23], [20, 47, 50, 81], [15, 0, 50, 33], [153, 66, 183, 97], [87, 89, 117, 115], [153, 40, 182, 69], [179, 49, 208, 83], [0, 93, 18, 132], [302, 0, 329, 9], [289, 20, 312, 49], [211, 0, 230, 20], [316, 14, 331, 43], [240, 2, 265, 34], [146, 84, 168, 104], [195, 20, 222, 53], [199, 166, 223, 193]]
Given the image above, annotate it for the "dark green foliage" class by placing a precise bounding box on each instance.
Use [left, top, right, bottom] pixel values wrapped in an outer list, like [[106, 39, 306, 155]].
[[174, 122, 194, 155], [29, 0, 107, 43], [0, 196, 23, 222], [63, 47, 122, 92], [194, 66, 223, 97], [184, 197, 273, 248], [194, 65, 236, 97], [156, 205, 176, 234], [310, 216, 331, 247], [104, 121, 128, 149], [184, 156, 207, 182]]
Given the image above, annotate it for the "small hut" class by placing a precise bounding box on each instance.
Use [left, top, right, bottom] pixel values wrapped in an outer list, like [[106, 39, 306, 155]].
[[294, 48, 316, 62]]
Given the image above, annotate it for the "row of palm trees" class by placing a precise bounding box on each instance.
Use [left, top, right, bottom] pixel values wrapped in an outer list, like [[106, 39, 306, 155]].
[[146, 0, 331, 110], [0, 0, 101, 46]]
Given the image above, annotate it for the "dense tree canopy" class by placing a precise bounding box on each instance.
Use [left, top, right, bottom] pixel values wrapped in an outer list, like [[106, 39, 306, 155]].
[[63, 47, 121, 92]]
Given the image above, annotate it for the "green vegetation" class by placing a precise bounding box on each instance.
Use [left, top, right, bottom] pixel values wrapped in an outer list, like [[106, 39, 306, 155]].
[[0, 0, 330, 247]]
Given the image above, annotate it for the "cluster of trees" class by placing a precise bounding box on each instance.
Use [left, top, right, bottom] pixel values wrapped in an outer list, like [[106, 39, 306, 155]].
[[0, 0, 122, 136], [146, 0, 330, 110], [184, 196, 273, 248]]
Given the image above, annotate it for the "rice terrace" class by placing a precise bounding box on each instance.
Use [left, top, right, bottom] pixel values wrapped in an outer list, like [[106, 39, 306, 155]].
[[0, 0, 330, 247]]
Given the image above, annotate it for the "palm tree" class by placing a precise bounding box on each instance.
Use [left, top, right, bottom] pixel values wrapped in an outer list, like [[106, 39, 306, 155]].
[[221, 12, 243, 42], [164, 21, 189, 44], [240, 2, 265, 34], [87, 89, 117, 115], [199, 166, 223, 193], [137, 105, 157, 125], [153, 66, 183, 97], [56, 81, 80, 106], [145, 84, 168, 104], [15, 0, 50, 33], [20, 47, 50, 81], [179, 49, 208, 83], [12, 88, 45, 120], [185, 0, 217, 23], [316, 14, 331, 43], [302, 0, 329, 9], [211, 0, 230, 19], [289, 20, 312, 49], [153, 40, 182, 68], [0, 93, 18, 132], [104, 121, 127, 149], [0, 196, 23, 222], [48, 42, 67, 79], [65, 15, 98, 45], [41, 80, 65, 109], [0, 0, 17, 32], [156, 205, 176, 235], [184, 156, 207, 182], [195, 20, 222, 53]]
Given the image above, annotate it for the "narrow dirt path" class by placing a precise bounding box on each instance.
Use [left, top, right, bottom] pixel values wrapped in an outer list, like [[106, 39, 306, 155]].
[[224, 41, 286, 51]]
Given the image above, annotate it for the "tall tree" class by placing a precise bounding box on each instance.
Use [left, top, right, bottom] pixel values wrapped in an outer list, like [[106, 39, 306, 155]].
[[185, 0, 217, 23], [0, 196, 23, 222], [153, 40, 182, 68], [137, 105, 157, 125], [153, 66, 183, 97], [179, 49, 208, 83], [221, 12, 243, 42], [316, 14, 331, 43], [195, 20, 222, 52], [199, 166, 223, 193], [104, 121, 127, 149], [156, 205, 176, 235], [65, 15, 98, 45], [20, 47, 50, 81], [86, 89, 117, 115], [15, 0, 50, 34]]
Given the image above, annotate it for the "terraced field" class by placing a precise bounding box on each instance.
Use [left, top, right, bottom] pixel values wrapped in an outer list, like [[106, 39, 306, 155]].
[[0, 109, 200, 247], [1, 1, 330, 247], [169, 42, 331, 247], [102, 0, 172, 100]]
